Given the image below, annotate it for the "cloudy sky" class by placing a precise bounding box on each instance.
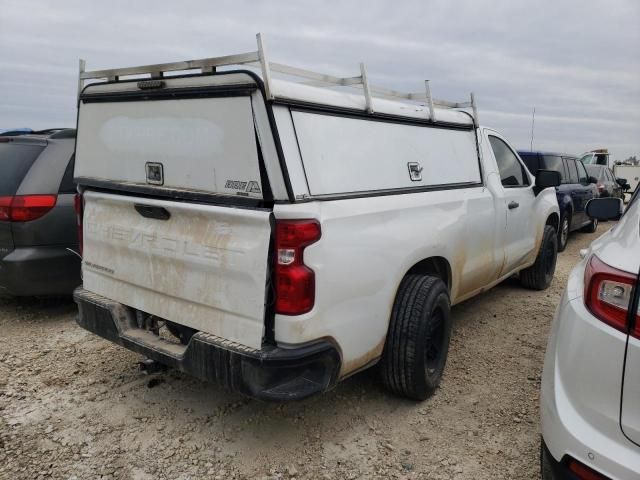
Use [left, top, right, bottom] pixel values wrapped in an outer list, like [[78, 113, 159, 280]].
[[1, 0, 638, 160]]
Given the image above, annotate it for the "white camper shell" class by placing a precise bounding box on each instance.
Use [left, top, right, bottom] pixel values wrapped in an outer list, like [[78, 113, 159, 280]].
[[74, 34, 561, 401]]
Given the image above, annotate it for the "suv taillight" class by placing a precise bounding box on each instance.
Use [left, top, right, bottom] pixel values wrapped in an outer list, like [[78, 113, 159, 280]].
[[74, 193, 83, 255], [0, 195, 57, 222], [584, 254, 639, 338], [274, 219, 321, 315]]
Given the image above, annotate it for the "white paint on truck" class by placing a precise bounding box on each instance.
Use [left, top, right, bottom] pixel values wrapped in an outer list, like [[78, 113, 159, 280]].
[[82, 190, 271, 349], [290, 111, 481, 195]]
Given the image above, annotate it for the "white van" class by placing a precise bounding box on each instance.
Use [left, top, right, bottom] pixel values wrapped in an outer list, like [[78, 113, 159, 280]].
[[73, 35, 561, 401]]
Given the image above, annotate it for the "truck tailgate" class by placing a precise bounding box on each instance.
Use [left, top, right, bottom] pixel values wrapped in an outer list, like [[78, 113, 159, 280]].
[[82, 190, 272, 349]]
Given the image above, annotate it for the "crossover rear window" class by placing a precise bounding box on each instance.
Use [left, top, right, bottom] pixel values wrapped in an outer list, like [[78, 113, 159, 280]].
[[0, 143, 45, 195]]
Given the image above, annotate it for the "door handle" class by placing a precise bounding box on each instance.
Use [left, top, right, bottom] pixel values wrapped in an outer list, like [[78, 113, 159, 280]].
[[134, 204, 171, 220], [508, 201, 519, 210]]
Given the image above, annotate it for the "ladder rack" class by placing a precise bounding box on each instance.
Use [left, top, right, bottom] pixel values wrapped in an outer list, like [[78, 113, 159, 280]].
[[78, 33, 478, 125]]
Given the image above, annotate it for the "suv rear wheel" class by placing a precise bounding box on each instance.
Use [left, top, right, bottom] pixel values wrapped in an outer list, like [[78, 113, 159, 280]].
[[380, 274, 452, 400], [581, 217, 598, 233]]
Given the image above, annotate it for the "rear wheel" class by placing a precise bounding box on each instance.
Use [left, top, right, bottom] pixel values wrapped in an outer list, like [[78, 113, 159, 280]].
[[380, 275, 452, 400], [557, 213, 570, 252], [581, 217, 598, 233], [520, 225, 557, 290]]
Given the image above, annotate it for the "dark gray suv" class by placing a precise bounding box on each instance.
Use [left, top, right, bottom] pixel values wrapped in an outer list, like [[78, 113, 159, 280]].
[[0, 129, 80, 295]]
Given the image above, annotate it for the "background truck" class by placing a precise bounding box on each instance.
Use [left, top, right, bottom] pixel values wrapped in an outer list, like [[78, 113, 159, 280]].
[[73, 34, 561, 401], [580, 149, 610, 167], [613, 164, 640, 194]]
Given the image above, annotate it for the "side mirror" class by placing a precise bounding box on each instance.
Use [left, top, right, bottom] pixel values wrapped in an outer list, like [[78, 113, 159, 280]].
[[585, 197, 623, 221], [535, 170, 561, 189], [589, 176, 598, 184], [616, 178, 628, 187]]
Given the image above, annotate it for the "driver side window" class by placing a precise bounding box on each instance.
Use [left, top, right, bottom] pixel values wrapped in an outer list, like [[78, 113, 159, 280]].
[[488, 136, 530, 187], [576, 161, 589, 184]]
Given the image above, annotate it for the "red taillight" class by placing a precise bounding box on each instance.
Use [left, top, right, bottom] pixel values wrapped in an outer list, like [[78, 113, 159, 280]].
[[584, 254, 639, 337], [274, 219, 321, 315], [74, 193, 83, 255], [567, 457, 610, 480], [0, 195, 57, 222]]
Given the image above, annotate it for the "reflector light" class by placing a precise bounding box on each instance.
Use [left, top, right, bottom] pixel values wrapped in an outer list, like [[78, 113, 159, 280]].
[[274, 220, 321, 315], [567, 457, 610, 480]]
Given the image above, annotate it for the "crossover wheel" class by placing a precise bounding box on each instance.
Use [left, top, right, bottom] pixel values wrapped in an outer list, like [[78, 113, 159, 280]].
[[380, 274, 452, 400], [520, 225, 558, 290]]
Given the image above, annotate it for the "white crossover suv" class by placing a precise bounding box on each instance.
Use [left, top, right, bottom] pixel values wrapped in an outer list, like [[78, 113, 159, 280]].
[[541, 192, 640, 479]]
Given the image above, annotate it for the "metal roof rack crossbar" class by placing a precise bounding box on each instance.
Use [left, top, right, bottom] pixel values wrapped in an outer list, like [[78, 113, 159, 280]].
[[78, 33, 478, 125]]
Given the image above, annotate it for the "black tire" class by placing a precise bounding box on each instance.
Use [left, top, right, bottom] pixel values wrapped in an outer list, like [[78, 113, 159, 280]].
[[557, 212, 570, 253], [380, 274, 452, 400], [581, 217, 598, 233], [540, 442, 554, 480], [520, 225, 558, 290]]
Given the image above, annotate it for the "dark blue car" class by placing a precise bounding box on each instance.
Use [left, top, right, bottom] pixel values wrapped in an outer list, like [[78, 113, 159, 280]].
[[518, 151, 598, 252]]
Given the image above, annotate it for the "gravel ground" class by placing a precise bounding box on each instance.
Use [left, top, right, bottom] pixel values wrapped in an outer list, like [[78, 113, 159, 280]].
[[0, 227, 605, 480]]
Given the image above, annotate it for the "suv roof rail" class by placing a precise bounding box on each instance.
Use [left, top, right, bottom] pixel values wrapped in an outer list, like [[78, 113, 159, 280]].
[[78, 33, 479, 126]]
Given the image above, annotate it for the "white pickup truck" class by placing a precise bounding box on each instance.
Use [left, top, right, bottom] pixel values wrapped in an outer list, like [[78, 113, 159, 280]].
[[73, 36, 561, 401]]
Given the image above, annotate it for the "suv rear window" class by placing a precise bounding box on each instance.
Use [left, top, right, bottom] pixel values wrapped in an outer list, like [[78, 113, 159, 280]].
[[0, 142, 45, 195]]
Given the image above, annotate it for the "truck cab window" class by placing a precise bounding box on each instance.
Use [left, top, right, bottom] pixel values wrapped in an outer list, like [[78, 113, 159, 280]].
[[580, 153, 595, 164], [489, 136, 529, 187]]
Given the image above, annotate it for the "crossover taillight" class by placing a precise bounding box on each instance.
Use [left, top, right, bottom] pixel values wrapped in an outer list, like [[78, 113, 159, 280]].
[[274, 219, 321, 315], [0, 195, 57, 222], [74, 193, 83, 255], [584, 254, 639, 338]]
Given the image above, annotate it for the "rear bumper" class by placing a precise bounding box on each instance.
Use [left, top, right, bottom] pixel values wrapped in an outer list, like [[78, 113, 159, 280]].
[[74, 288, 341, 401], [0, 246, 81, 296]]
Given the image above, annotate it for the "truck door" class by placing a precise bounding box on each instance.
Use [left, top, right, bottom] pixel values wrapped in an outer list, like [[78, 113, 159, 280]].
[[576, 160, 596, 214], [486, 134, 537, 275]]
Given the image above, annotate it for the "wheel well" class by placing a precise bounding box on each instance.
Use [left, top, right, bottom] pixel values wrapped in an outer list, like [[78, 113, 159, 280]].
[[546, 213, 559, 233], [406, 257, 452, 291]]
